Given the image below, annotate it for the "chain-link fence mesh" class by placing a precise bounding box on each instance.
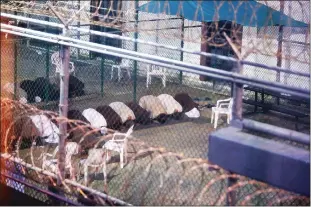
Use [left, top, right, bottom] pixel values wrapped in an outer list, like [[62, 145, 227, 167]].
[[1, 0, 310, 205], [1, 99, 310, 206]]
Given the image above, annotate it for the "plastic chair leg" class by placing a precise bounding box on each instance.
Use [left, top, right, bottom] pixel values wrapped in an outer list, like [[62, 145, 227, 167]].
[[118, 68, 121, 82], [146, 75, 151, 88], [124, 149, 127, 165], [127, 69, 131, 79], [103, 162, 107, 185], [214, 113, 219, 129], [111, 68, 114, 80], [120, 151, 124, 169], [162, 76, 166, 88], [106, 150, 110, 161], [70, 166, 77, 181], [211, 111, 214, 123], [84, 165, 88, 186]]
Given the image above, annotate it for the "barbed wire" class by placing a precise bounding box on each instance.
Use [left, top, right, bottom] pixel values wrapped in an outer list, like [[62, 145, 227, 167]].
[[0, 98, 309, 205], [1, 0, 309, 68]]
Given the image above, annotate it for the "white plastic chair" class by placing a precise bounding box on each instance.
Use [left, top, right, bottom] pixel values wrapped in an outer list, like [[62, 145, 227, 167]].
[[81, 148, 107, 186], [51, 51, 75, 77], [146, 65, 167, 88], [211, 98, 234, 129], [111, 59, 131, 82], [42, 142, 80, 180], [102, 125, 134, 169]]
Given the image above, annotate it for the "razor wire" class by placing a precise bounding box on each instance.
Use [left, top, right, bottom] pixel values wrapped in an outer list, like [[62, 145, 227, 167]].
[[0, 98, 310, 206]]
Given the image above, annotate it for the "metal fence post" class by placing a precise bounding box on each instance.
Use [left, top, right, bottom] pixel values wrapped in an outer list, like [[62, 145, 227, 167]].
[[45, 16, 50, 102], [13, 11, 17, 100], [227, 62, 244, 206], [77, 0, 81, 59], [232, 62, 243, 121], [133, 0, 139, 102], [101, 56, 105, 97], [45, 43, 50, 102], [284, 2, 292, 85], [276, 1, 285, 105], [57, 27, 70, 185], [13, 37, 17, 101], [100, 14, 106, 97], [179, 18, 184, 84]]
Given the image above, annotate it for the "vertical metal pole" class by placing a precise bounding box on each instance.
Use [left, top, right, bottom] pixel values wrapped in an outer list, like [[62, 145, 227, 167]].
[[227, 62, 243, 206], [100, 13, 106, 97], [77, 0, 81, 59], [199, 22, 207, 77], [230, 82, 234, 97], [57, 27, 70, 185], [133, 0, 139, 102], [155, 14, 159, 55], [276, 1, 285, 105], [45, 43, 50, 102], [284, 1, 292, 85], [179, 18, 184, 84], [13, 11, 17, 100], [13, 38, 17, 100], [231, 62, 243, 121], [254, 91, 258, 112], [101, 57, 105, 97], [26, 12, 30, 47], [89, 0, 96, 60], [45, 16, 50, 102]]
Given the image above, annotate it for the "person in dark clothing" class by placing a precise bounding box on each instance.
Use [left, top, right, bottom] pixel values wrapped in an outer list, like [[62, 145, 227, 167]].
[[138, 95, 169, 124], [68, 109, 90, 125], [20, 80, 36, 103], [126, 102, 153, 125], [96, 105, 123, 130], [174, 92, 199, 112], [68, 75, 85, 98], [33, 77, 60, 101], [20, 78, 59, 102], [20, 75, 85, 103]]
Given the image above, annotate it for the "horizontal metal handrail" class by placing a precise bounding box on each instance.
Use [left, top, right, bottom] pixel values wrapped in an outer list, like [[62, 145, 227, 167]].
[[242, 119, 310, 145], [1, 12, 310, 77], [1, 26, 309, 99]]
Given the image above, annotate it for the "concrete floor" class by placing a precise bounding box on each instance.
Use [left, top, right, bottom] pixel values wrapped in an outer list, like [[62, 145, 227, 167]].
[[3, 41, 310, 206]]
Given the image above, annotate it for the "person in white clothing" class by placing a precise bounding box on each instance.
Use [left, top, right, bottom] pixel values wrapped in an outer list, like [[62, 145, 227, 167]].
[[82, 108, 108, 134], [139, 95, 168, 123], [28, 114, 60, 144], [157, 94, 183, 115], [139, 95, 166, 119], [109, 102, 136, 123]]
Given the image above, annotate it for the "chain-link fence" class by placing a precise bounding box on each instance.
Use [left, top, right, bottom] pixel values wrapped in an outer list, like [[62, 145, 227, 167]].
[[1, 99, 310, 205], [1, 0, 310, 206]]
